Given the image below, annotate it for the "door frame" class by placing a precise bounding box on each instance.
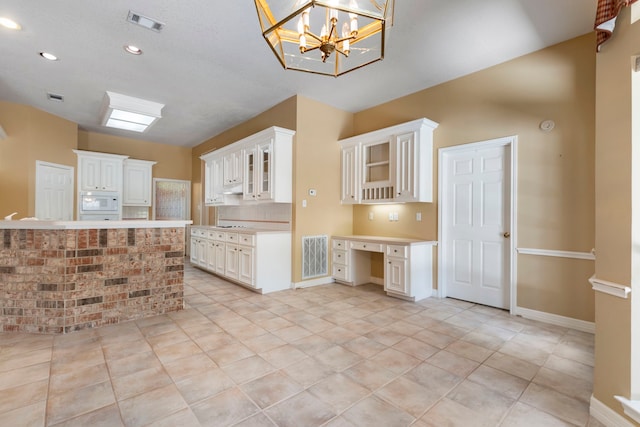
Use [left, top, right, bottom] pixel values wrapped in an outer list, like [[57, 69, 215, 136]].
[[437, 136, 518, 313], [35, 160, 75, 220]]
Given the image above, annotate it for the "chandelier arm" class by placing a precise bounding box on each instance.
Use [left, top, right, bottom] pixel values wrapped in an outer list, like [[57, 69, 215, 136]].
[[335, 47, 349, 57], [305, 31, 324, 43], [302, 45, 322, 53], [335, 35, 356, 44]]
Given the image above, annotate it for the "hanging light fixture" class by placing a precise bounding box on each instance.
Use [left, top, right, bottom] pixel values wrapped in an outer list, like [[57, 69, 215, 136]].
[[254, 0, 394, 77]]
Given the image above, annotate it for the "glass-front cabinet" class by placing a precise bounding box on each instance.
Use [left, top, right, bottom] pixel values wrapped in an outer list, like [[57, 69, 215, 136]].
[[244, 139, 274, 201], [361, 139, 394, 202]]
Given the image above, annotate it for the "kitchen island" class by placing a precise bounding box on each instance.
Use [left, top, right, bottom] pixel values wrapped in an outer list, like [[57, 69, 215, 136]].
[[0, 220, 191, 334]]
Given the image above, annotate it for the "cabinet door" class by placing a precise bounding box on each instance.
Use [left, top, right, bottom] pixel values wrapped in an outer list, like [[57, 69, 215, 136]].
[[197, 239, 207, 267], [395, 131, 418, 202], [100, 159, 122, 191], [341, 145, 359, 204], [238, 246, 255, 287], [123, 162, 152, 205], [207, 241, 216, 271], [190, 238, 198, 264], [361, 139, 394, 202], [225, 244, 239, 279], [79, 157, 102, 191], [205, 157, 225, 205], [256, 140, 273, 201], [214, 242, 226, 274], [243, 147, 256, 200], [223, 150, 243, 186], [385, 257, 408, 295]]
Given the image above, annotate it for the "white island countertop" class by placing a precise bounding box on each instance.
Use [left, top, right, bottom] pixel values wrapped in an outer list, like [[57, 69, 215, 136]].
[[0, 220, 193, 229]]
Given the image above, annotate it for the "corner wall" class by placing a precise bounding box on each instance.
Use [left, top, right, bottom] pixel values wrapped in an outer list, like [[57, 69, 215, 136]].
[[351, 34, 596, 322], [0, 101, 77, 218]]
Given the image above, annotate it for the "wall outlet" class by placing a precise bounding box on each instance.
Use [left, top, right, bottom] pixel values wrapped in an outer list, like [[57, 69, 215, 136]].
[[392, 212, 399, 221], [388, 212, 394, 221], [416, 212, 422, 221], [368, 212, 374, 220]]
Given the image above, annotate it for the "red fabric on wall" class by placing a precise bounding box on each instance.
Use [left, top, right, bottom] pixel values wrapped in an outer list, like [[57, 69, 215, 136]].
[[595, 0, 638, 51]]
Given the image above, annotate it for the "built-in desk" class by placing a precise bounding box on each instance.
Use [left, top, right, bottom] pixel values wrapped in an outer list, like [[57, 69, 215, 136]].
[[331, 235, 437, 301]]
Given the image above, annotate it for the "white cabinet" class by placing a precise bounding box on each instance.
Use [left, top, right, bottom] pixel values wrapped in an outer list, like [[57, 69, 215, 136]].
[[223, 149, 244, 188], [189, 227, 291, 294], [204, 156, 225, 205], [74, 150, 127, 192], [338, 118, 438, 204], [332, 236, 436, 301], [341, 145, 359, 204], [201, 127, 294, 206], [123, 159, 156, 206]]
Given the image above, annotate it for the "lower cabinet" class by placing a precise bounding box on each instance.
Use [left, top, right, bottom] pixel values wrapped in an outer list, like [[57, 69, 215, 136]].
[[190, 227, 291, 294]]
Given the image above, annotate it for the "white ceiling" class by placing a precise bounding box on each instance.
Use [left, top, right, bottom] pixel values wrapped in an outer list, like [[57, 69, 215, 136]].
[[0, 0, 597, 148]]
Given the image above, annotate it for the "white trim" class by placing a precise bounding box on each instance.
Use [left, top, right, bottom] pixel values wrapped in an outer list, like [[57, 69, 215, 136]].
[[513, 306, 594, 334], [437, 136, 518, 313], [516, 247, 595, 260], [589, 275, 632, 299], [591, 395, 636, 427], [615, 396, 640, 425], [292, 276, 334, 289]]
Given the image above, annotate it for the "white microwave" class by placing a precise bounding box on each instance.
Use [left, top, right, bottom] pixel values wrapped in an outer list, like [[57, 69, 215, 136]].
[[79, 191, 120, 213]]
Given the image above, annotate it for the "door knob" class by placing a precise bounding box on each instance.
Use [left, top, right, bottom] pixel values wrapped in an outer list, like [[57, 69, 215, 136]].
[[503, 232, 511, 238]]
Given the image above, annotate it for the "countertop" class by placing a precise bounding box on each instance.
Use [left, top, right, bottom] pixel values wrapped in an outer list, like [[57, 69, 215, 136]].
[[0, 220, 192, 229], [332, 235, 438, 245], [190, 225, 290, 234]]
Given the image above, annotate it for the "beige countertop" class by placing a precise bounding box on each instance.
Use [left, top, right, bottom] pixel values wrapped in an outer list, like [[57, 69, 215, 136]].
[[0, 220, 192, 229], [191, 225, 290, 234], [332, 235, 438, 245]]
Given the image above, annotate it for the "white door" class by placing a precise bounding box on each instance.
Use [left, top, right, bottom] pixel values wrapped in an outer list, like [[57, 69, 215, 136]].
[[439, 138, 514, 309], [35, 161, 74, 220]]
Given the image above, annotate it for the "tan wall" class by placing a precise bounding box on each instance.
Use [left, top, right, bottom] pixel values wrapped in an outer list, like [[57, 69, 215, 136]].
[[351, 34, 596, 321], [293, 96, 354, 283], [593, 5, 640, 417], [77, 131, 192, 182], [0, 101, 77, 218], [191, 97, 297, 226]]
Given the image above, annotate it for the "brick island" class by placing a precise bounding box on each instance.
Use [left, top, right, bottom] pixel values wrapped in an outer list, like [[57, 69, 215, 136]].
[[0, 220, 191, 334]]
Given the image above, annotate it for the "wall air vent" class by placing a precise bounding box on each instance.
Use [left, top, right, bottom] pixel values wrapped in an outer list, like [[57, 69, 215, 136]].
[[47, 92, 64, 102], [127, 11, 164, 32]]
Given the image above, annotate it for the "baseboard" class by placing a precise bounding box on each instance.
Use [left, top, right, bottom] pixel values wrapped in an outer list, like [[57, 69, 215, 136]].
[[591, 395, 635, 427], [513, 306, 595, 334], [292, 276, 335, 289]]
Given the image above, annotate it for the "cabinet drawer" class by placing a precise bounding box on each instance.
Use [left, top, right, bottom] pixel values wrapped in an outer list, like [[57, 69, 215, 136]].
[[206, 230, 217, 239], [192, 228, 206, 238], [238, 233, 255, 246], [387, 244, 408, 258], [332, 264, 349, 281], [332, 250, 348, 265], [225, 232, 238, 243], [332, 239, 347, 250], [350, 241, 383, 252], [213, 231, 226, 241]]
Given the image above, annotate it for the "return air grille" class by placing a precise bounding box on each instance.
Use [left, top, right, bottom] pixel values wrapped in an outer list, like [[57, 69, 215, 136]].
[[302, 235, 328, 279]]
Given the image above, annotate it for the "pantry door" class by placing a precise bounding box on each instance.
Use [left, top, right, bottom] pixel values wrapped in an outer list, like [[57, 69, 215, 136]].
[[35, 161, 74, 220], [438, 137, 516, 310]]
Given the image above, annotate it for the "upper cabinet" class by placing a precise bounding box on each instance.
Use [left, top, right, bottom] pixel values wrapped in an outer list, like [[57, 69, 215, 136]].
[[123, 159, 156, 206], [338, 118, 438, 204], [201, 127, 295, 206], [73, 150, 128, 192]]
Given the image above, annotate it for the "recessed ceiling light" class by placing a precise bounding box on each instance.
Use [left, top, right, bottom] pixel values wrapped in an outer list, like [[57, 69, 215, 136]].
[[39, 52, 58, 61], [0, 17, 21, 30], [124, 45, 142, 55]]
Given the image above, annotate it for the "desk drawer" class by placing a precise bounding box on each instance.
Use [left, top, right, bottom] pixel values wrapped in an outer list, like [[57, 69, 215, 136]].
[[332, 264, 349, 281], [238, 233, 255, 246], [332, 249, 348, 265], [387, 244, 408, 258], [350, 241, 383, 252], [332, 239, 347, 250]]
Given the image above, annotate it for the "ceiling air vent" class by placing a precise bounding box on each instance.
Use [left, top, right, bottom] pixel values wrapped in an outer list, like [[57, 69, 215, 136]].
[[127, 11, 164, 32], [47, 92, 64, 102]]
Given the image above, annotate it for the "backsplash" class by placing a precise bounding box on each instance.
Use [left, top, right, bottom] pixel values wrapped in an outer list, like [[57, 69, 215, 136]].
[[217, 204, 291, 230]]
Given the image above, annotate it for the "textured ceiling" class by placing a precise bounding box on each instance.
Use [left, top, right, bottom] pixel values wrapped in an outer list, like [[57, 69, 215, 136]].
[[0, 0, 597, 147]]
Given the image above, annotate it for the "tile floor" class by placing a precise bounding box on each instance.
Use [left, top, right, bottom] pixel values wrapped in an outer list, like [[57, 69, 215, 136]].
[[0, 261, 604, 427]]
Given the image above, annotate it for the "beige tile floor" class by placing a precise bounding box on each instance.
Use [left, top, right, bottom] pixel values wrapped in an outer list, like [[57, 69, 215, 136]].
[[0, 262, 605, 427]]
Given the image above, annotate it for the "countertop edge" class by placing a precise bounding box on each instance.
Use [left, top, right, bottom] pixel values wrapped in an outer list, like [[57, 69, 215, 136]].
[[0, 220, 193, 229], [332, 235, 438, 245]]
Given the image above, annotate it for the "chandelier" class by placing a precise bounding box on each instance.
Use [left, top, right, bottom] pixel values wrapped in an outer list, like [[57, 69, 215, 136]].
[[254, 0, 394, 77]]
